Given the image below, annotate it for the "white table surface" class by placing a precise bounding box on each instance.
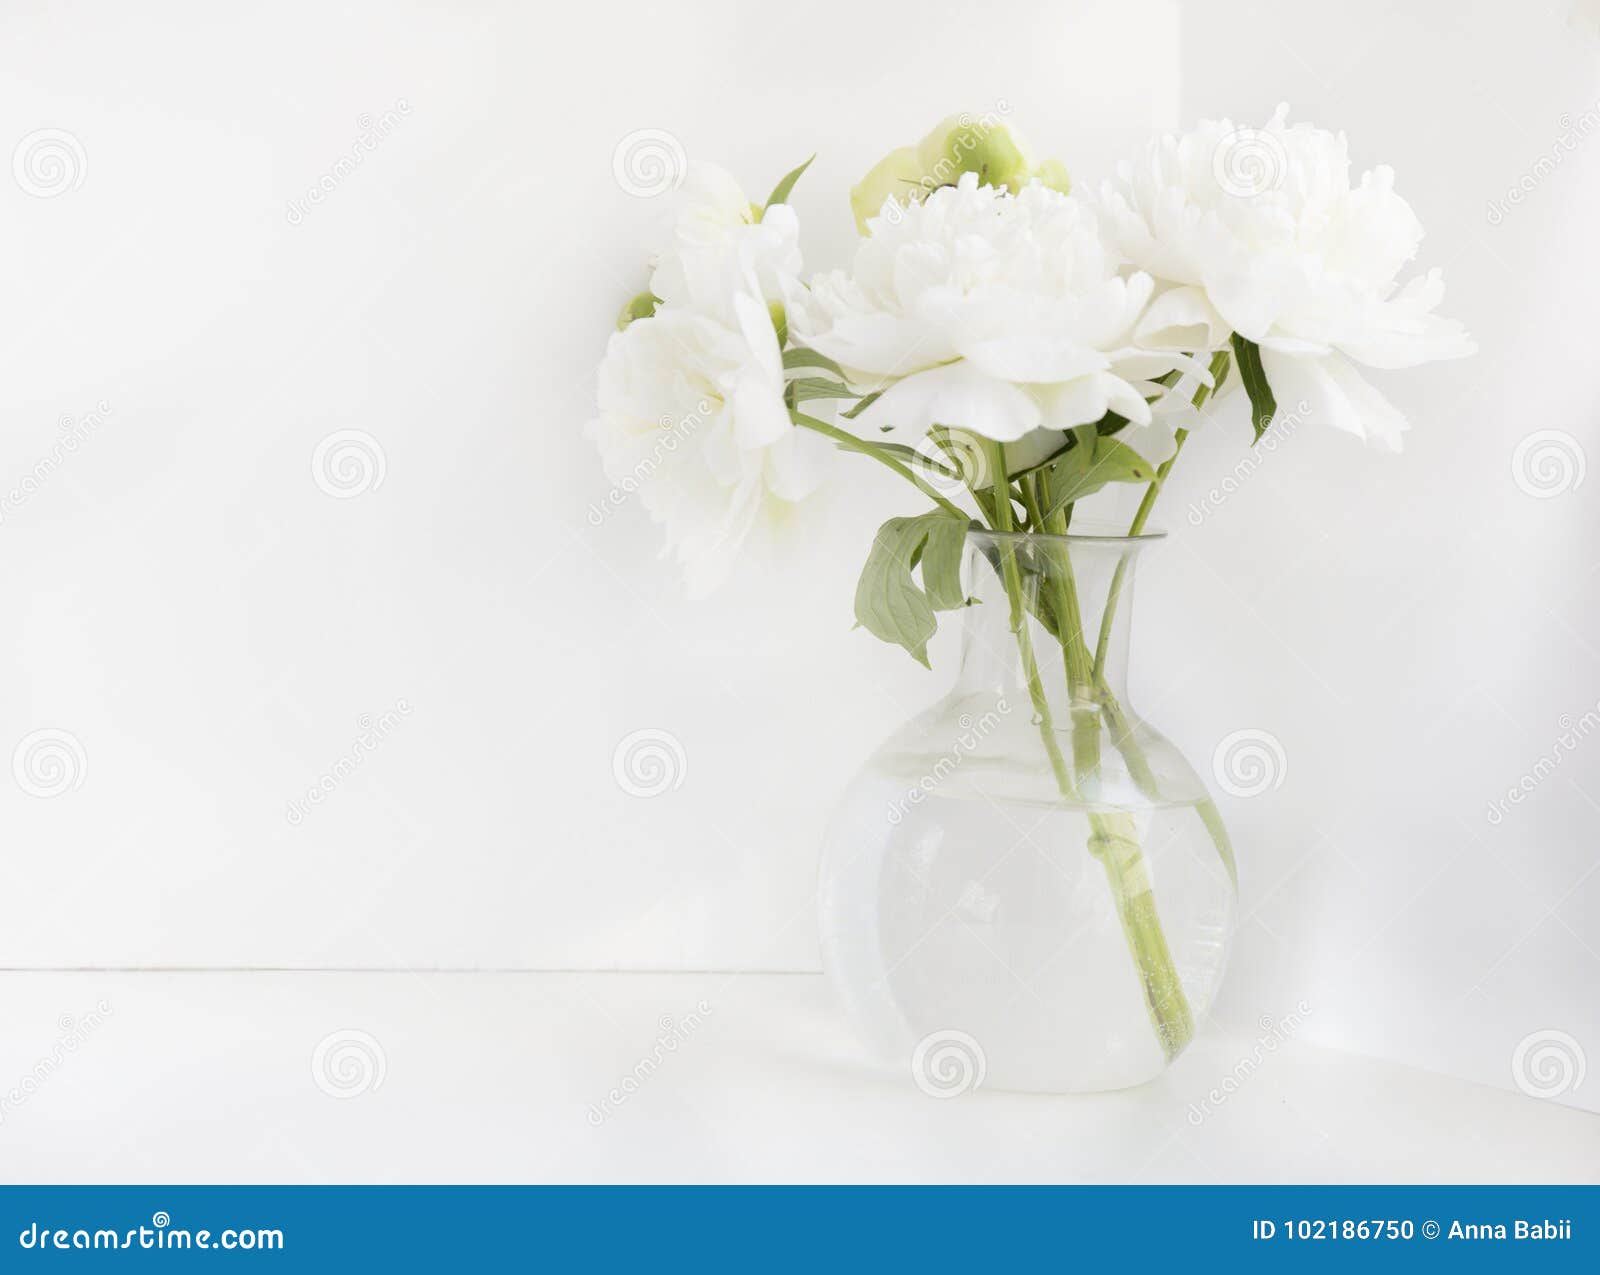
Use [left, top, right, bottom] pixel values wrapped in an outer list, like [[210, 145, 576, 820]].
[[0, 972, 1594, 1184]]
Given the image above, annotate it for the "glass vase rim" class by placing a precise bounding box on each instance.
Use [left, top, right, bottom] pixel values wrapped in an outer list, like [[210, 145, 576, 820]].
[[966, 521, 1168, 547]]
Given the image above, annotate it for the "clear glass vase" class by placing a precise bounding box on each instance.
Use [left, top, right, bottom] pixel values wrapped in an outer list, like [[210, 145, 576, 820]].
[[819, 528, 1238, 1092]]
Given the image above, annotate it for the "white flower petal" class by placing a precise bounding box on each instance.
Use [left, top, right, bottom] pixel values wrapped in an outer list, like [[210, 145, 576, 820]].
[[1111, 413, 1179, 466], [1112, 347, 1215, 385], [960, 331, 1110, 385], [1332, 270, 1477, 369], [855, 360, 1043, 442], [1035, 372, 1152, 431], [1260, 348, 1409, 451], [1134, 285, 1231, 351], [1002, 427, 1070, 474], [650, 163, 800, 328], [1257, 334, 1333, 358], [762, 420, 833, 502], [789, 272, 957, 380]]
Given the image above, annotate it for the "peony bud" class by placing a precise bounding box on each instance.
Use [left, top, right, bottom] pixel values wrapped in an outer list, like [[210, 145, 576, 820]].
[[849, 113, 1070, 233]]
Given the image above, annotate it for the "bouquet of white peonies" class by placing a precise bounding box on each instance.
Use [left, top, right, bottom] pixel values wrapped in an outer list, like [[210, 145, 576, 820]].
[[589, 107, 1473, 1076], [591, 106, 1471, 605]]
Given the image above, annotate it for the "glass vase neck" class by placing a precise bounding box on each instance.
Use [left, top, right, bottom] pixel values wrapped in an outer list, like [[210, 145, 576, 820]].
[[957, 528, 1157, 711]]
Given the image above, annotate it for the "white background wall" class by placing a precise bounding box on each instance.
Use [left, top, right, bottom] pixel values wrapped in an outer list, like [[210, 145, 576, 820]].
[[1, 0, 1594, 1109], [0, 0, 1179, 973]]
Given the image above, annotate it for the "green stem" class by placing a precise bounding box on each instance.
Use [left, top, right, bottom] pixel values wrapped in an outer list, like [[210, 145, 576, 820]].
[[1091, 426, 1189, 678], [988, 444, 1075, 797], [1001, 453, 1195, 1060], [1088, 819, 1197, 1058], [1058, 516, 1195, 1059], [1092, 350, 1229, 677], [790, 411, 967, 521], [1026, 475, 1099, 783]]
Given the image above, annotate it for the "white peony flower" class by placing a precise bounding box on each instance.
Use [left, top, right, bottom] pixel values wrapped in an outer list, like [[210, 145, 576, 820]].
[[1097, 104, 1474, 450], [649, 163, 801, 328], [791, 173, 1192, 468], [590, 286, 826, 597], [588, 163, 829, 596]]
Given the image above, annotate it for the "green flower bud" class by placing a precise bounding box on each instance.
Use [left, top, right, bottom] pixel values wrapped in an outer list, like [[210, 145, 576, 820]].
[[849, 113, 1070, 233], [1032, 157, 1072, 196], [616, 291, 660, 331]]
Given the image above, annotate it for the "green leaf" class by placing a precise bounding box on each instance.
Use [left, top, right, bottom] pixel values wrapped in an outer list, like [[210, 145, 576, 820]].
[[853, 511, 970, 667], [865, 439, 956, 479], [782, 346, 846, 378], [764, 155, 815, 210], [1209, 348, 1232, 396], [971, 481, 1018, 530], [1229, 334, 1277, 442], [921, 515, 968, 611], [788, 376, 859, 405], [1039, 429, 1155, 519], [841, 390, 883, 420], [1187, 348, 1232, 411]]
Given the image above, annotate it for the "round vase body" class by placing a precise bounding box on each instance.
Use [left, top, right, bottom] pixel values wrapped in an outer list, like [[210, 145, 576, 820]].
[[819, 531, 1238, 1093]]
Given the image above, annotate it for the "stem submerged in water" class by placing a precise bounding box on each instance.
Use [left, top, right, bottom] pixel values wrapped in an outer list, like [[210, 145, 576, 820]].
[[1086, 815, 1196, 1058], [992, 445, 1196, 1062]]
